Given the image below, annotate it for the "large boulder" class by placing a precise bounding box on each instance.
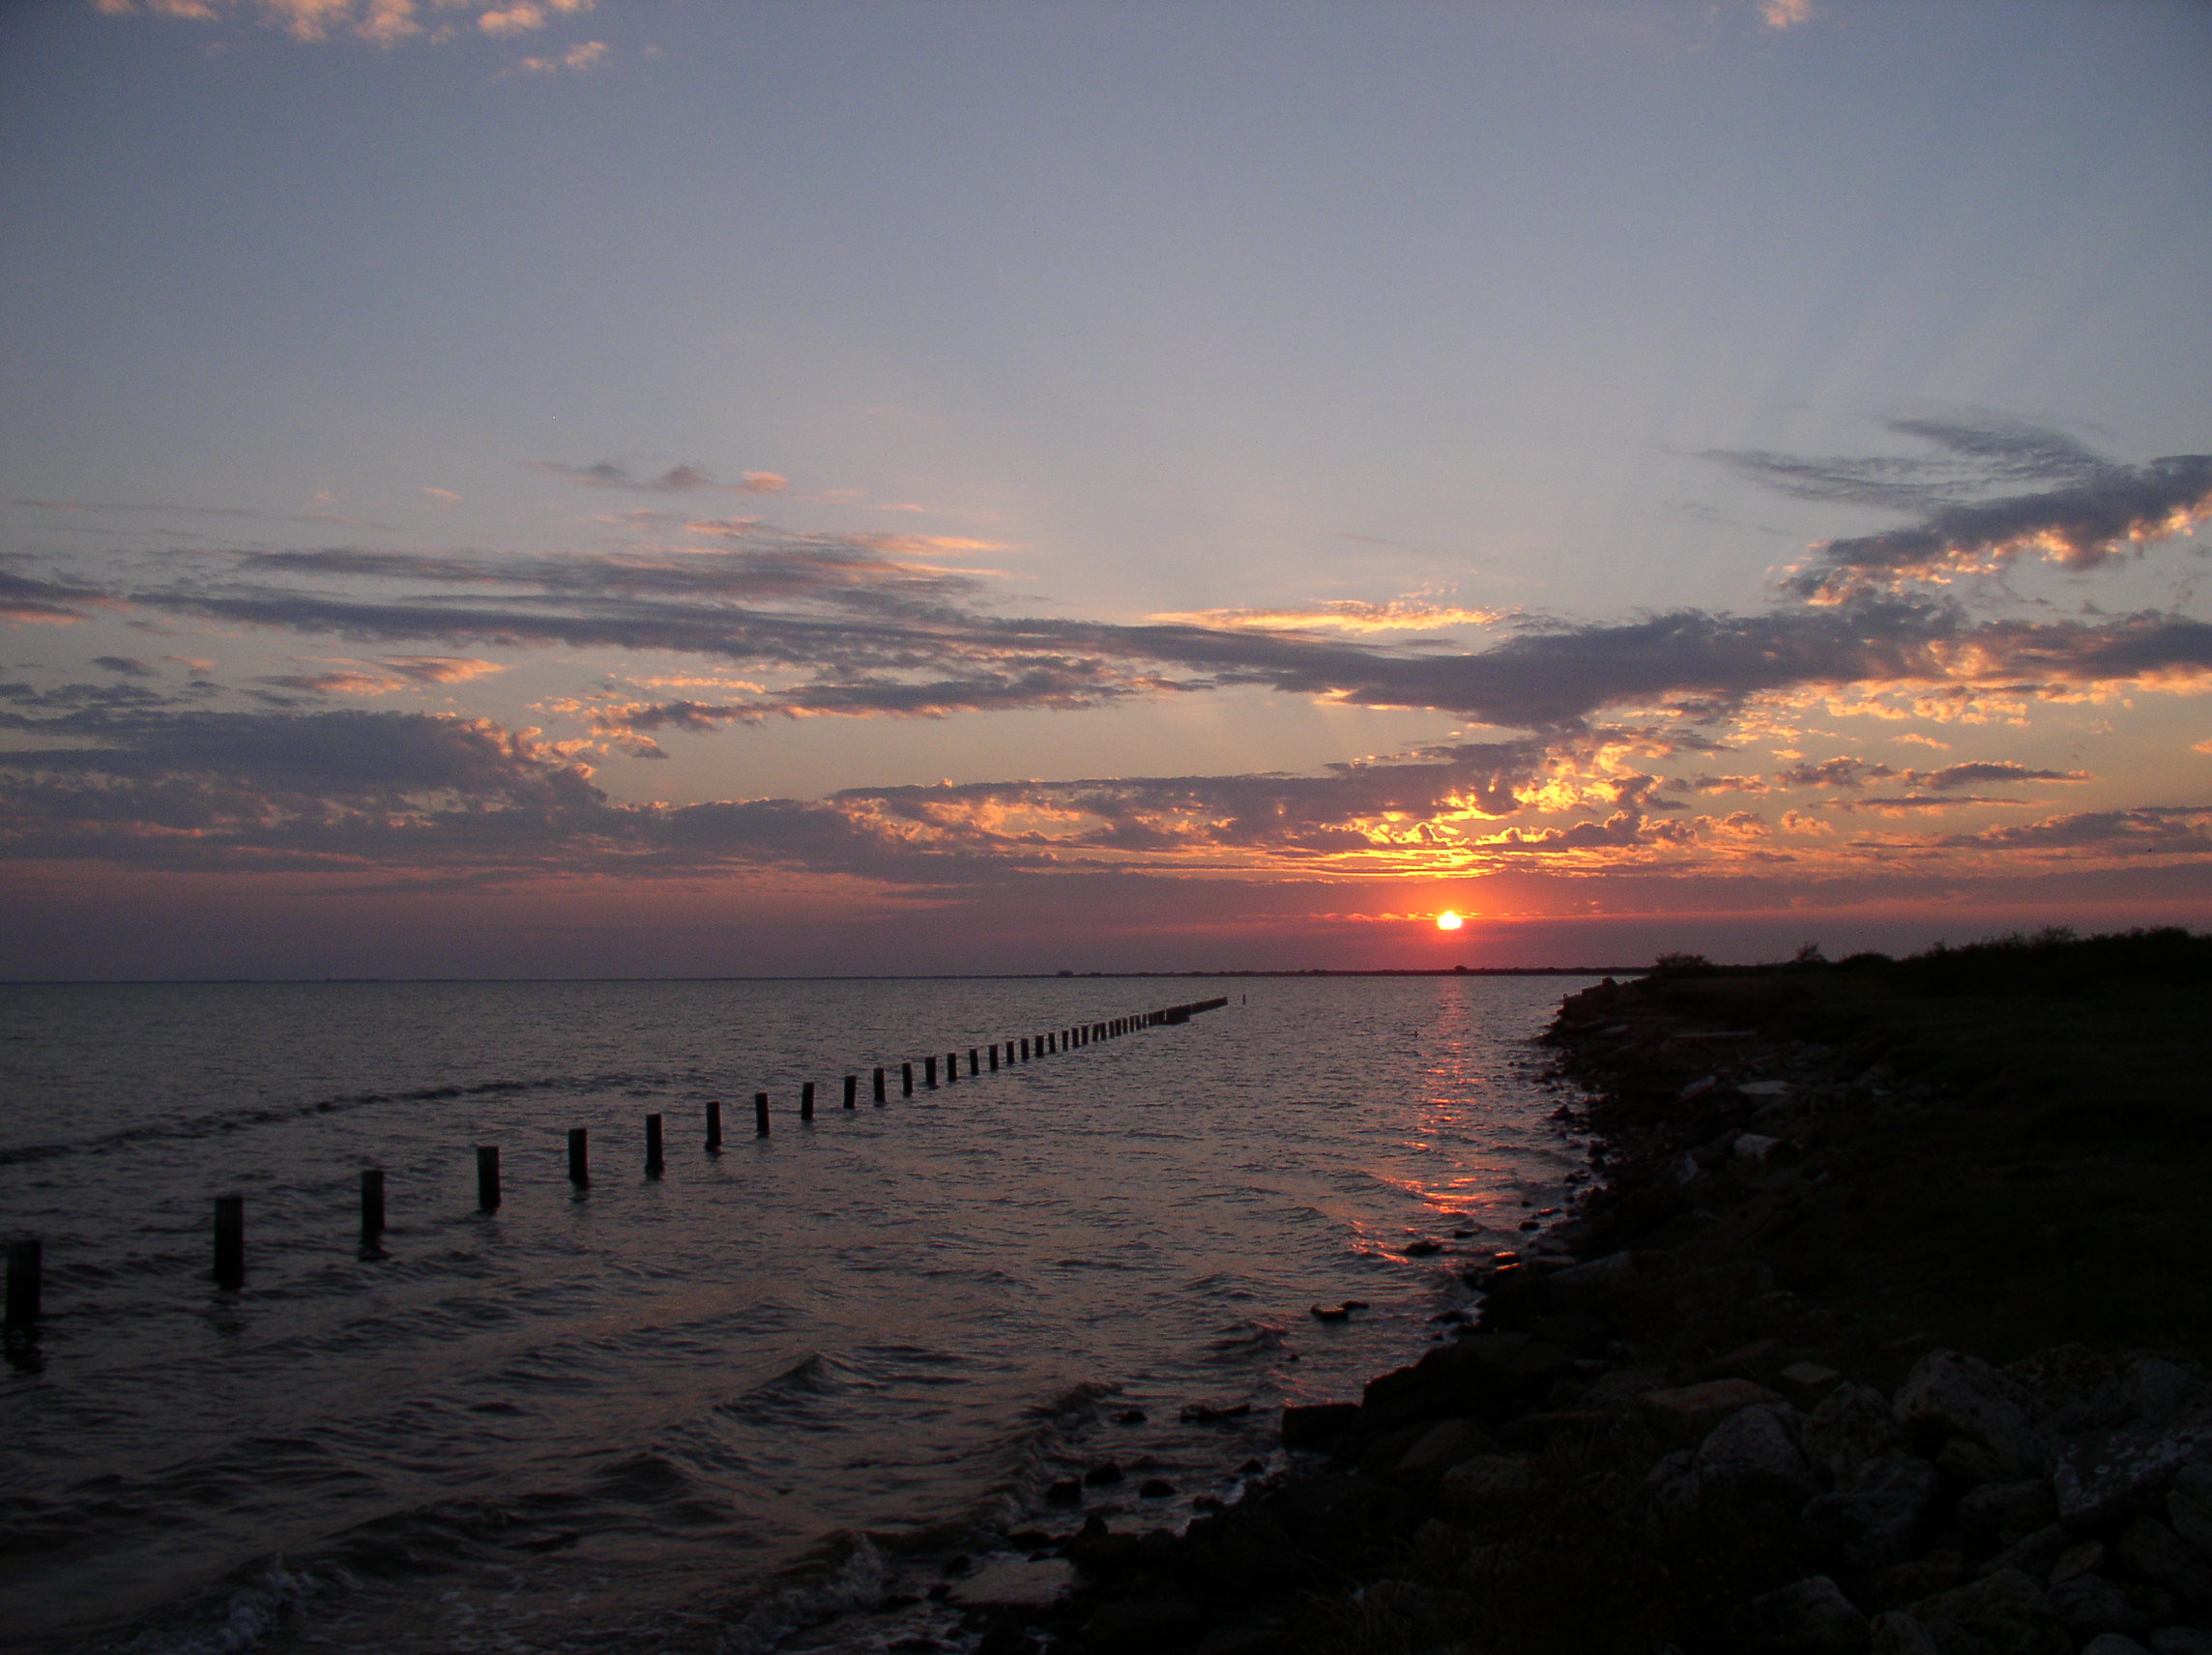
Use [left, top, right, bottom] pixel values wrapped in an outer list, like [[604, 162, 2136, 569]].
[[1956, 1478, 2055, 1548], [1803, 1384, 1908, 1486], [1724, 1575, 1871, 1655], [1907, 1568, 2070, 1655], [1893, 1351, 2043, 1477], [2169, 1462, 2212, 1557], [2053, 1421, 2212, 1530], [1635, 1377, 1782, 1444], [1355, 1333, 1573, 1432], [1803, 1454, 1941, 1570], [2043, 1573, 2176, 1642], [1696, 1403, 1823, 1506], [1868, 1612, 1939, 1655], [2112, 1514, 2212, 1605]]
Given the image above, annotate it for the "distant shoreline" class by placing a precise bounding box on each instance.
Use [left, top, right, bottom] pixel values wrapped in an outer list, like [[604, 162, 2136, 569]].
[[0, 967, 1645, 986]]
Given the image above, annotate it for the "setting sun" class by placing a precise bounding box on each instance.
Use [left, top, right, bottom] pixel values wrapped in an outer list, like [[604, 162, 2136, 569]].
[[1436, 911, 1465, 931]]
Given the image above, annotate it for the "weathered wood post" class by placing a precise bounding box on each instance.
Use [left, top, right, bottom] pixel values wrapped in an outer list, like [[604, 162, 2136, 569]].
[[874, 1066, 888, 1103], [478, 1145, 501, 1210], [361, 1169, 386, 1241], [6, 1238, 41, 1329], [754, 1092, 771, 1136], [800, 1082, 815, 1121], [568, 1128, 590, 1187], [1021, 1037, 1030, 1060], [646, 1114, 664, 1177], [901, 1061, 913, 1097], [706, 1101, 722, 1152], [969, 1047, 981, 1076], [925, 1056, 938, 1089], [844, 1074, 859, 1109], [946, 1051, 958, 1084], [213, 1196, 245, 1287], [988, 1044, 999, 1072]]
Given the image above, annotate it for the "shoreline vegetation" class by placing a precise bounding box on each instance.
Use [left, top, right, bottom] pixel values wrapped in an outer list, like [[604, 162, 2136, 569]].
[[960, 928, 2212, 1655]]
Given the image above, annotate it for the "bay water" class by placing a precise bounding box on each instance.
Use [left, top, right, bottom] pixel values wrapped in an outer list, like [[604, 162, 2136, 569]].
[[0, 975, 1595, 1653]]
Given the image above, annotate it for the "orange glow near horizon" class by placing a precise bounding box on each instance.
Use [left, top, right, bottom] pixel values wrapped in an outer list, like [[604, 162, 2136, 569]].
[[1436, 911, 1465, 931]]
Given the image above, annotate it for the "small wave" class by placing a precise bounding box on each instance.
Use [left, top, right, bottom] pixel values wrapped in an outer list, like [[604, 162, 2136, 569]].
[[713, 1534, 888, 1655], [124, 1558, 317, 1655]]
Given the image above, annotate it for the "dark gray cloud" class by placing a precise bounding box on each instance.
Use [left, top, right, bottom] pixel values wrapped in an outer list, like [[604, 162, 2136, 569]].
[[1717, 417, 2212, 603], [92, 655, 159, 678], [1940, 806, 2212, 857], [527, 461, 787, 495], [0, 567, 104, 624]]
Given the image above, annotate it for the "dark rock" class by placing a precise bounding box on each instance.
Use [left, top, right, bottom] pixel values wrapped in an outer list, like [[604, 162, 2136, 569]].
[[1867, 1611, 1939, 1655], [2054, 1421, 2212, 1530], [1113, 1408, 1148, 1426], [1547, 1249, 1639, 1309], [1079, 1595, 1203, 1651], [1438, 1454, 1541, 1514], [1045, 1478, 1084, 1507], [1804, 1384, 1909, 1486], [1805, 1454, 1941, 1571], [1179, 1402, 1250, 1426], [1138, 1478, 1174, 1499], [2045, 1572, 2177, 1640], [1279, 1402, 1357, 1449], [2169, 1463, 2212, 1557], [1635, 1377, 1783, 1443], [1697, 1402, 1823, 1505], [2006, 1346, 2132, 1434], [2081, 1640, 2154, 1655], [1893, 1351, 2042, 1477], [2149, 1629, 2212, 1654], [2114, 1514, 2212, 1604], [1391, 1417, 1494, 1480], [2053, 1538, 2108, 1582], [2127, 1357, 2212, 1426], [1356, 1333, 1573, 1432], [1528, 1308, 1613, 1356], [1933, 1436, 2019, 1488], [1976, 1523, 2067, 1583], [1083, 1462, 1123, 1487], [1722, 1574, 1871, 1655], [1401, 1239, 1442, 1257], [1907, 1568, 2070, 1655], [1956, 1478, 2056, 1548], [1190, 1623, 1283, 1655], [1866, 1551, 1963, 1611]]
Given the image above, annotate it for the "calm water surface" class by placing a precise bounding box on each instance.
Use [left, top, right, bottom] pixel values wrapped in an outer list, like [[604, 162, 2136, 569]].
[[0, 976, 1594, 1653]]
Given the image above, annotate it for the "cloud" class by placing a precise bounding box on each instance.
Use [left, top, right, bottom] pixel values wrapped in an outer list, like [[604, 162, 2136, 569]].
[[1148, 598, 1508, 634], [513, 39, 608, 73], [421, 487, 462, 506], [247, 655, 507, 698], [0, 568, 105, 624], [533, 460, 717, 492], [1760, 0, 1814, 26], [1721, 417, 2212, 603], [93, 656, 160, 678]]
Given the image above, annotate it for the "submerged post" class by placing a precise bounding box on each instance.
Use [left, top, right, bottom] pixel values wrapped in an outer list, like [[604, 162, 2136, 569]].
[[213, 1195, 245, 1287], [360, 1169, 386, 1241], [646, 1113, 664, 1177], [477, 1145, 501, 1211], [754, 1092, 771, 1136], [970, 1047, 980, 1076], [6, 1238, 41, 1329], [568, 1127, 589, 1188], [874, 1066, 887, 1103], [988, 1044, 999, 1073], [1021, 1037, 1031, 1061], [844, 1074, 858, 1109], [925, 1056, 938, 1089], [706, 1100, 722, 1152], [946, 1052, 958, 1084], [901, 1061, 913, 1097], [800, 1082, 815, 1121]]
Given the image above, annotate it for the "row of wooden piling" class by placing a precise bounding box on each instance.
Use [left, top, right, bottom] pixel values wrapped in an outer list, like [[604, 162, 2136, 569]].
[[0, 997, 1231, 1323]]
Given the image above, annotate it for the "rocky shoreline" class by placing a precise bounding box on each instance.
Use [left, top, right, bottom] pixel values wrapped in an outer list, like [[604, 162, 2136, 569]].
[[954, 968, 2212, 1655]]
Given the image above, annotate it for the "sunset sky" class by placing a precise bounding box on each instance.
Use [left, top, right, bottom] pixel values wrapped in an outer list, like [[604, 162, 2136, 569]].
[[4, 0, 2210, 977]]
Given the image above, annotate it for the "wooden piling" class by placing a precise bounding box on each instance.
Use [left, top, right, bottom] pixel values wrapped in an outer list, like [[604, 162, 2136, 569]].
[[800, 1082, 815, 1120], [361, 1169, 386, 1240], [925, 1055, 938, 1089], [988, 1044, 999, 1073], [755, 1092, 771, 1136], [213, 1195, 245, 1287], [946, 1051, 958, 1084], [874, 1066, 888, 1103], [706, 1101, 722, 1152], [844, 1074, 859, 1109], [569, 1127, 590, 1187], [1021, 1037, 1030, 1060], [6, 1238, 40, 1328], [646, 1113, 664, 1176], [901, 1061, 913, 1097], [969, 1047, 980, 1076], [477, 1145, 501, 1211]]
